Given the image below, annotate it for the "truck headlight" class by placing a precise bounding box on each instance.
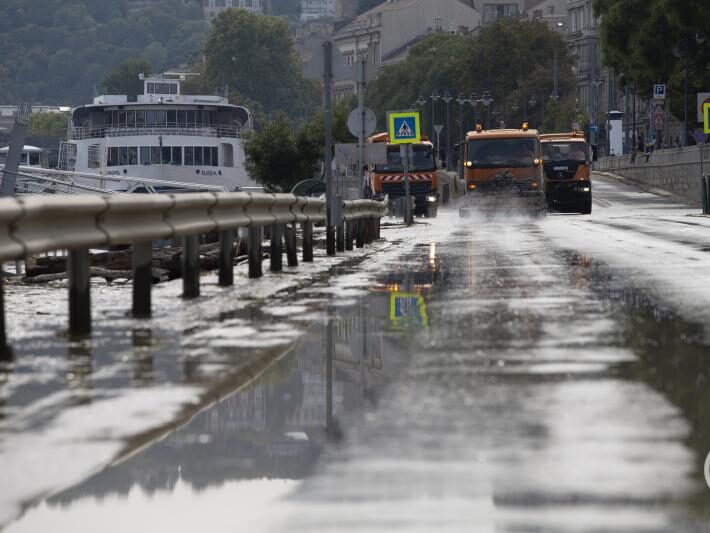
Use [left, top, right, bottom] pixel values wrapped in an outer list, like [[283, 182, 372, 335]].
[[582, 187, 590, 192], [426, 196, 436, 202]]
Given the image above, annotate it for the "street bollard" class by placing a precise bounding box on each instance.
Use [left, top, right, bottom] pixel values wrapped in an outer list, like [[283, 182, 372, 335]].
[[285, 223, 298, 267], [703, 176, 710, 215], [270, 223, 284, 272], [182, 234, 200, 299], [68, 248, 91, 335], [376, 218, 381, 239], [345, 221, 354, 251], [248, 226, 263, 278], [132, 241, 153, 318], [218, 229, 234, 287], [302, 222, 313, 263], [336, 222, 345, 252], [356, 220, 364, 248], [442, 183, 450, 204]]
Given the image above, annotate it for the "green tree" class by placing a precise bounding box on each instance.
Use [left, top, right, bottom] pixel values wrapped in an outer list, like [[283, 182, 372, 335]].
[[357, 0, 381, 15], [365, 20, 575, 134], [203, 9, 318, 119], [28, 112, 69, 141], [593, 0, 710, 123], [243, 104, 354, 191], [101, 58, 152, 99]]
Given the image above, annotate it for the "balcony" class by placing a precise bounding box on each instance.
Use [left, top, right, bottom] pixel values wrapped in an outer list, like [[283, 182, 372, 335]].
[[67, 123, 244, 141]]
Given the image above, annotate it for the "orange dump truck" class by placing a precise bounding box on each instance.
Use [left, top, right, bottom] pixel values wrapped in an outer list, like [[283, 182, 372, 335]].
[[365, 132, 439, 218], [539, 132, 592, 214], [459, 124, 546, 216]]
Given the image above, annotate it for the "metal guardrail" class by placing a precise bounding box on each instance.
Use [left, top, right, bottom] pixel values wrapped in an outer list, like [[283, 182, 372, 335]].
[[0, 193, 387, 350]]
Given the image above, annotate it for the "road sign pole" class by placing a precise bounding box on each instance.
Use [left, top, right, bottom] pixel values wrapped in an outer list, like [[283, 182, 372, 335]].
[[357, 57, 366, 198], [323, 40, 336, 255], [401, 144, 413, 226]]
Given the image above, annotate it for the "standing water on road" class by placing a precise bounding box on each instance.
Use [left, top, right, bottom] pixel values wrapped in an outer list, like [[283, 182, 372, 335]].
[[5, 204, 710, 532]]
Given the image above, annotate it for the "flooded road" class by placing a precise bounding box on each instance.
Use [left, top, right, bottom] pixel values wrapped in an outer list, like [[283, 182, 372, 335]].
[[4, 174, 710, 531]]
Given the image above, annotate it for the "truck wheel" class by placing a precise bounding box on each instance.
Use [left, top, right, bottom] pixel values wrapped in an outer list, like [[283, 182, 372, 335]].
[[580, 196, 592, 214], [425, 205, 438, 218]]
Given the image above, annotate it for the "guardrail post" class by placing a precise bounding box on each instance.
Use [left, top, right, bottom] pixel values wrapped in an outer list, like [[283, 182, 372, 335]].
[[132, 241, 152, 318], [0, 274, 6, 355], [218, 230, 234, 286], [248, 226, 263, 278], [68, 248, 91, 335], [336, 222, 345, 252], [302, 222, 313, 262], [356, 220, 364, 248], [326, 223, 336, 256], [285, 223, 298, 267], [182, 235, 200, 299], [270, 224, 283, 272], [345, 221, 354, 251], [375, 218, 381, 239], [702, 176, 710, 215]]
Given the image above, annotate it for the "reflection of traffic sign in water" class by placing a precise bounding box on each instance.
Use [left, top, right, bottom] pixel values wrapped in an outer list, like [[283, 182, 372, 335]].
[[390, 292, 428, 328]]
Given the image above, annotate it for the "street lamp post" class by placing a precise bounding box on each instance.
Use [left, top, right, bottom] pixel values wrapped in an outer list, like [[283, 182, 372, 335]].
[[430, 90, 440, 151], [442, 91, 452, 168], [416, 94, 427, 136], [481, 90, 493, 129], [469, 92, 479, 127], [457, 92, 467, 143]]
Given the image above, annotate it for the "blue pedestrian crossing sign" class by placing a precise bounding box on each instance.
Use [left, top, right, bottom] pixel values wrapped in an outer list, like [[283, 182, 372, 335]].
[[387, 111, 421, 144], [704, 103, 710, 134]]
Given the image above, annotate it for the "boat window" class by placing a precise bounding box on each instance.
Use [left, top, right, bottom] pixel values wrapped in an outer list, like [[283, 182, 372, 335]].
[[156, 110, 166, 126], [194, 146, 203, 166], [178, 110, 187, 125], [146, 111, 156, 125], [126, 110, 136, 127], [128, 147, 138, 165], [161, 146, 171, 164], [151, 146, 160, 164], [186, 111, 196, 125], [184, 146, 194, 165], [210, 146, 219, 166], [118, 110, 127, 126], [20, 153, 28, 165], [136, 110, 145, 125], [167, 110, 177, 126], [119, 147, 129, 166], [140, 147, 151, 165], [171, 146, 182, 165], [108, 147, 119, 166], [29, 152, 41, 166]]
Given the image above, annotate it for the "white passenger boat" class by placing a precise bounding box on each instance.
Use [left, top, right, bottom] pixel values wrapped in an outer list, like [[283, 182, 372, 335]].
[[59, 75, 258, 192]]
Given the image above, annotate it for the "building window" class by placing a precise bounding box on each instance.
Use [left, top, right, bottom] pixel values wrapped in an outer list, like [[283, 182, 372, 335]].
[[434, 17, 443, 31]]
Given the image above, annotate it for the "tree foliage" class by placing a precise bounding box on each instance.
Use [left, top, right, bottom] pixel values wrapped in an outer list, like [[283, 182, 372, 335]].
[[365, 19, 577, 135], [27, 112, 69, 142], [0, 0, 208, 105], [102, 59, 152, 99], [202, 9, 319, 120], [593, 0, 710, 122], [243, 104, 355, 192]]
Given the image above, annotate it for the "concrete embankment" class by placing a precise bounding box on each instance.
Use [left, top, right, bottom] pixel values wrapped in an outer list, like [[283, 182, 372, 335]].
[[595, 145, 710, 206]]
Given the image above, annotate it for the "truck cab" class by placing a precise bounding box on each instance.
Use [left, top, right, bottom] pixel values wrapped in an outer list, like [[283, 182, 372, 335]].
[[366, 132, 439, 218], [539, 132, 592, 214]]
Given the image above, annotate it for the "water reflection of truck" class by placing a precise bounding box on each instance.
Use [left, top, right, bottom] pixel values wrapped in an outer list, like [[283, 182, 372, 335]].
[[539, 132, 592, 214], [459, 125, 546, 215], [365, 132, 439, 218]]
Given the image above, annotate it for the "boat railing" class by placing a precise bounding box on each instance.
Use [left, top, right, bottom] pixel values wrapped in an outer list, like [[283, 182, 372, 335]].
[[67, 124, 244, 140]]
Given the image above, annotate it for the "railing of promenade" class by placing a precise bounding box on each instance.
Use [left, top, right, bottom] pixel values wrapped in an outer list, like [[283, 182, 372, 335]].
[[0, 192, 387, 348], [595, 144, 710, 171]]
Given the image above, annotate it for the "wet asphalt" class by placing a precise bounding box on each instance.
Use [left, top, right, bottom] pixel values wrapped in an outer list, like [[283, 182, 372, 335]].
[[4, 174, 710, 532]]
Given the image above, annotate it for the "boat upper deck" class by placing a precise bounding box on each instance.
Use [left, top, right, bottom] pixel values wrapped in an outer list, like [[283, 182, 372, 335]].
[[68, 76, 252, 141]]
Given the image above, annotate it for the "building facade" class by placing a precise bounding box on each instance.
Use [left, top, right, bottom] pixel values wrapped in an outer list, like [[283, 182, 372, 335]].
[[301, 0, 337, 21], [203, 0, 264, 18]]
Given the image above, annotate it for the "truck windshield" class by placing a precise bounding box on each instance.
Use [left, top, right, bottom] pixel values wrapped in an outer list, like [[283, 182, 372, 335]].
[[375, 146, 436, 172], [542, 142, 587, 162], [467, 138, 537, 168]]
